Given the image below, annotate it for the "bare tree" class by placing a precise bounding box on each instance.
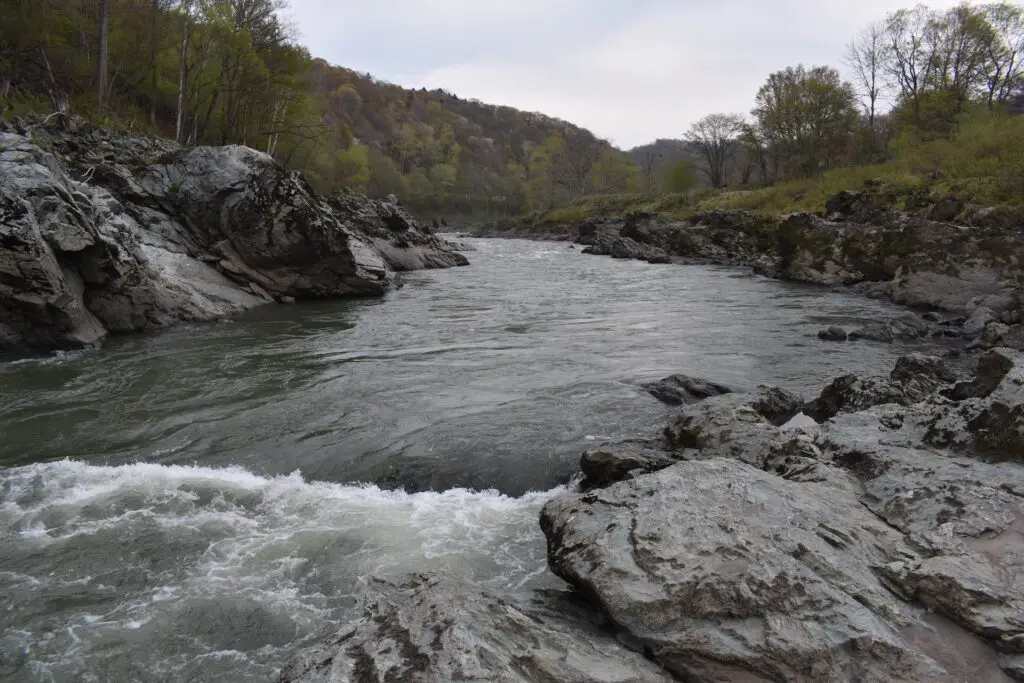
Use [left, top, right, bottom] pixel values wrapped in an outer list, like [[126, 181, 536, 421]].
[[684, 113, 743, 189], [884, 6, 934, 122], [556, 130, 603, 198], [845, 20, 889, 126], [175, 0, 194, 142], [924, 3, 993, 100], [981, 2, 1024, 107], [638, 147, 660, 193]]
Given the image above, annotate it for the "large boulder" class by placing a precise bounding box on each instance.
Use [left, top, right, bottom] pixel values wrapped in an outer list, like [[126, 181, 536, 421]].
[[278, 573, 674, 683], [620, 211, 682, 250], [670, 209, 779, 272], [0, 121, 467, 354], [541, 459, 1004, 683], [663, 388, 802, 468], [575, 216, 623, 246]]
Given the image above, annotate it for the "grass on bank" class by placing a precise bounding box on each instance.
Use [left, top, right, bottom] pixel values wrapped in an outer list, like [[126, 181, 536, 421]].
[[537, 110, 1024, 226]]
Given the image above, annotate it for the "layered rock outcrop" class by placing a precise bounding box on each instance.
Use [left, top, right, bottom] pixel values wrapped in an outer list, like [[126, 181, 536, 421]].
[[0, 118, 467, 354]]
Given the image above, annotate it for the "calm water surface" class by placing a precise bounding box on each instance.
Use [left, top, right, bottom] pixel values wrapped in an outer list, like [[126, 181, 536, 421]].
[[0, 239, 944, 681]]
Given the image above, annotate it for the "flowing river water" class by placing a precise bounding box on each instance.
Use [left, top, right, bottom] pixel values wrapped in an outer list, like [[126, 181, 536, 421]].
[[0, 238, 949, 681]]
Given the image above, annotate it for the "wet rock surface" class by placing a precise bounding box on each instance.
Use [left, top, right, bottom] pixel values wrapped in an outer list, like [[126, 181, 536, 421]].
[[578, 439, 684, 491], [0, 118, 467, 354], [581, 234, 672, 264], [277, 573, 674, 683], [644, 374, 732, 406]]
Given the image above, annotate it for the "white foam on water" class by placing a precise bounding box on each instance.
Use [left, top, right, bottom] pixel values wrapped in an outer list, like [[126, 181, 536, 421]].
[[0, 347, 96, 371], [0, 460, 564, 681]]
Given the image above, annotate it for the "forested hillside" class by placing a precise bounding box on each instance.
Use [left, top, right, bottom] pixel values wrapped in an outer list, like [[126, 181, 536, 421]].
[[540, 1, 1024, 226], [0, 0, 638, 217]]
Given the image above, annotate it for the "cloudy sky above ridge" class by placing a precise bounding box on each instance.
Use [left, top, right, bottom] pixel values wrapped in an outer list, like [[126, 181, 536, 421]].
[[287, 0, 962, 149]]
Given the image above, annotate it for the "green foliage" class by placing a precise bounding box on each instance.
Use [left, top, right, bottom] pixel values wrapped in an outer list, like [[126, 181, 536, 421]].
[[697, 110, 1024, 213], [544, 193, 650, 224], [662, 160, 699, 193], [753, 65, 859, 179], [2, 0, 623, 219]]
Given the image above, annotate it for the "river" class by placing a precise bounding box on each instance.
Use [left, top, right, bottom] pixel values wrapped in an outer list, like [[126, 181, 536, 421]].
[[0, 238, 946, 681]]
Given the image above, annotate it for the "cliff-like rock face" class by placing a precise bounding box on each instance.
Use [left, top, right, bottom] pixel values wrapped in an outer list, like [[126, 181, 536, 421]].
[[0, 118, 467, 354]]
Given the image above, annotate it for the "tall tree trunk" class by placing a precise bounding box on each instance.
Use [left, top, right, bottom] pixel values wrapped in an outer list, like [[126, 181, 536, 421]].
[[149, 35, 158, 124], [97, 0, 110, 110], [175, 2, 193, 142]]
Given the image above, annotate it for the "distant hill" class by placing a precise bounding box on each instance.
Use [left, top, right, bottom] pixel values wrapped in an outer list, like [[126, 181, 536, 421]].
[[0, 0, 634, 219], [302, 59, 626, 215]]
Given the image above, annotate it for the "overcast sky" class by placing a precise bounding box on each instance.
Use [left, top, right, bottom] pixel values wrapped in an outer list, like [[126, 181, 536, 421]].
[[287, 0, 961, 149]]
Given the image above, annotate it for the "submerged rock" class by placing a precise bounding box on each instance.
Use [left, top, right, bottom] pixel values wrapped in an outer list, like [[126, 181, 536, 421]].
[[818, 326, 848, 341], [644, 374, 732, 406], [278, 573, 674, 683], [0, 120, 467, 354]]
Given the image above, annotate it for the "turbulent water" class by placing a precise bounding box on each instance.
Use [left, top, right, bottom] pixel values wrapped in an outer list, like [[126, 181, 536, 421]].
[[0, 239, 948, 681]]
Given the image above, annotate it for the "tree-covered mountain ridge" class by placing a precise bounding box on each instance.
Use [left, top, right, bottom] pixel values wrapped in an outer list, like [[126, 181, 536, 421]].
[[1, 0, 638, 217]]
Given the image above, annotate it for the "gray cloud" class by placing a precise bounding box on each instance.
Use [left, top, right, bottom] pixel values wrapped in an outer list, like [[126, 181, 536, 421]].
[[289, 0, 962, 148]]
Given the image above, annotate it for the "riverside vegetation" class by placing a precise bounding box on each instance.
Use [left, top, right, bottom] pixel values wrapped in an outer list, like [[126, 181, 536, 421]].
[[2, 1, 1024, 683]]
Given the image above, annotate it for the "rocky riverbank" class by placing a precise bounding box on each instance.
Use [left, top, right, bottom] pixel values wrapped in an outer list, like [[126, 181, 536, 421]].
[[0, 117, 467, 355], [472, 195, 1024, 350], [282, 346, 1023, 682]]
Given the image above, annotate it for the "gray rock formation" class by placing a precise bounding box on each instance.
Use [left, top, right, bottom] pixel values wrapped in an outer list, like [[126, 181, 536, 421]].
[[804, 353, 957, 422], [494, 194, 1023, 344], [542, 350, 1024, 681], [582, 234, 672, 264], [277, 573, 674, 683], [542, 459, 998, 683], [0, 119, 467, 354]]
